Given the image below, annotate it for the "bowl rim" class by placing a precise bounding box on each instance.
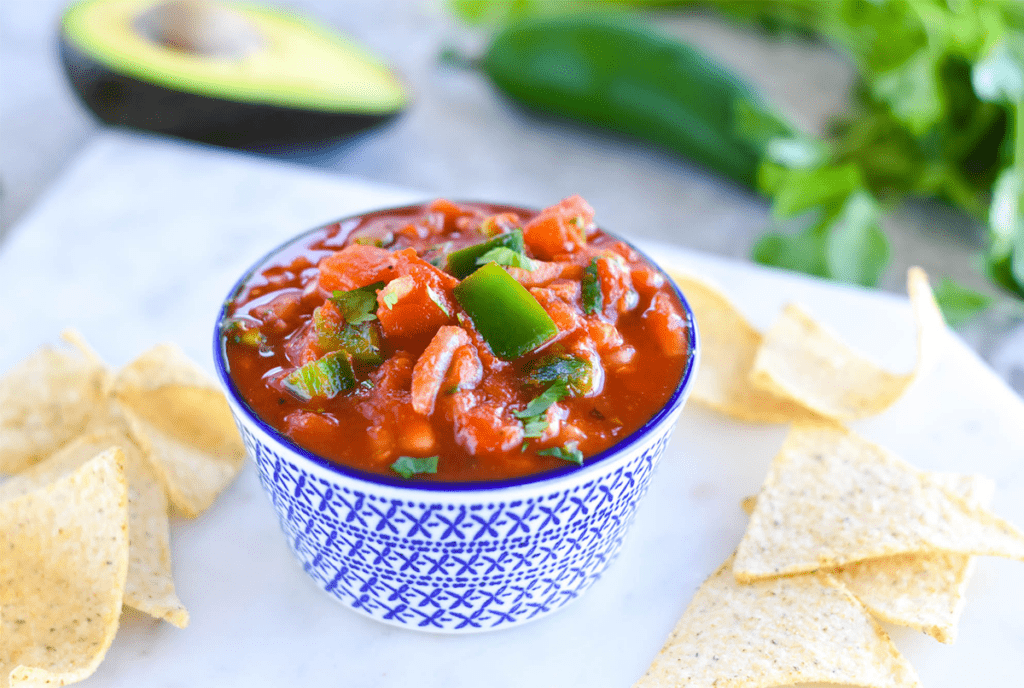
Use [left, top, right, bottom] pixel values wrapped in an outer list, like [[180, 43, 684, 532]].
[[213, 200, 700, 493]]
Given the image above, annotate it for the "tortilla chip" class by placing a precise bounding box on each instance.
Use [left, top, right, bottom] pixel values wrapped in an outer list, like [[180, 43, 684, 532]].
[[633, 555, 920, 688], [669, 271, 820, 423], [743, 473, 995, 643], [734, 424, 1024, 582], [748, 267, 945, 421], [836, 473, 994, 644], [0, 448, 129, 687], [113, 343, 245, 518], [0, 428, 189, 628], [0, 341, 108, 474]]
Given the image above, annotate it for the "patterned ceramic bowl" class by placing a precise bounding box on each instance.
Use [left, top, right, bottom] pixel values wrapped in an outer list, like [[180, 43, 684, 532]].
[[213, 208, 699, 633]]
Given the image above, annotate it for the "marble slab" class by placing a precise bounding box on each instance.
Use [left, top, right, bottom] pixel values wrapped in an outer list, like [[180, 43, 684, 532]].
[[2, 132, 1022, 687]]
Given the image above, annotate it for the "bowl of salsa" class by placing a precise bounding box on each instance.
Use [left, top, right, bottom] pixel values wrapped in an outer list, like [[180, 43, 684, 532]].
[[214, 196, 699, 631]]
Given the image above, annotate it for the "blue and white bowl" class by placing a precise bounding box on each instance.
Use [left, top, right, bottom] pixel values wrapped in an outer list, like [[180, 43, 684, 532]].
[[214, 212, 699, 633]]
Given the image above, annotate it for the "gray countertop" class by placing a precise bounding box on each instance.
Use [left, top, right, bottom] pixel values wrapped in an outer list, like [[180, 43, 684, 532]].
[[2, 0, 1022, 393]]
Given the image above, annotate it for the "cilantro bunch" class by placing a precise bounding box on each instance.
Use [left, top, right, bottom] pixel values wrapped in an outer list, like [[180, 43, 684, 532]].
[[735, 0, 1024, 309]]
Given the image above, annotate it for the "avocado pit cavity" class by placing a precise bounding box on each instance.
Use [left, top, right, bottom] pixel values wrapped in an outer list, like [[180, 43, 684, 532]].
[[135, 0, 265, 59]]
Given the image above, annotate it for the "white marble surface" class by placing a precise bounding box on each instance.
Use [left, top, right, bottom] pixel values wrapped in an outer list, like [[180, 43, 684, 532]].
[[2, 133, 1023, 687]]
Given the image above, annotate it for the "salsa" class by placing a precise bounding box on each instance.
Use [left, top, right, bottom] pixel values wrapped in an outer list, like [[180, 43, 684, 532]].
[[221, 197, 693, 481]]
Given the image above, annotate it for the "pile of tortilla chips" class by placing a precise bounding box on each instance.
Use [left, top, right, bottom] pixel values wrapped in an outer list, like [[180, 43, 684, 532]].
[[0, 332, 245, 687], [634, 269, 1024, 688]]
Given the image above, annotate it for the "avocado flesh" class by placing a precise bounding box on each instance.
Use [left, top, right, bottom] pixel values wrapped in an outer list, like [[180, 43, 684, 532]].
[[61, 0, 408, 146]]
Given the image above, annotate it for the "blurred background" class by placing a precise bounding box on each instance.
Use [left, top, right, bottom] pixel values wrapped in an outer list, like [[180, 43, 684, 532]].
[[2, 0, 1023, 393]]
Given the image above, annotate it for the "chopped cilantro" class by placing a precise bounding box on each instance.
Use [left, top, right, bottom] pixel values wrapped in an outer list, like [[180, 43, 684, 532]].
[[391, 455, 439, 479], [582, 258, 602, 315], [331, 281, 384, 325], [515, 380, 569, 439], [538, 441, 584, 465], [476, 246, 539, 271], [514, 380, 569, 419], [426, 285, 452, 316], [521, 415, 550, 438]]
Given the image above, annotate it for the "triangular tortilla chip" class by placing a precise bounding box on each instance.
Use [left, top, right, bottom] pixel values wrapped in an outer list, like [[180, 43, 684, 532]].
[[669, 271, 820, 423], [633, 555, 920, 688], [743, 473, 995, 643], [836, 473, 994, 644], [0, 428, 189, 628], [734, 424, 1024, 582], [0, 339, 108, 474], [0, 448, 129, 687], [748, 267, 945, 421], [113, 343, 245, 517]]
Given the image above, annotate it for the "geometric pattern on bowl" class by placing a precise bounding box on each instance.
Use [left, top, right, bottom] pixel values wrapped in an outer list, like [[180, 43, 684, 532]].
[[236, 413, 679, 633]]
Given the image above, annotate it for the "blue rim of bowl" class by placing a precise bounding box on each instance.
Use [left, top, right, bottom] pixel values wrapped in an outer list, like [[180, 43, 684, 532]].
[[213, 201, 699, 492]]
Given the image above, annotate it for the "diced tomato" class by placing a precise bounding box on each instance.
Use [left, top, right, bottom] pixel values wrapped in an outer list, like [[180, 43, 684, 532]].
[[393, 247, 459, 291], [586, 316, 624, 353], [596, 254, 640, 317], [372, 351, 414, 393], [530, 287, 584, 337], [631, 266, 665, 299], [377, 275, 456, 341], [358, 353, 416, 463], [522, 195, 595, 259], [507, 260, 582, 288], [476, 212, 521, 237], [546, 279, 581, 304], [427, 198, 470, 227], [284, 410, 339, 447], [643, 291, 689, 357], [251, 289, 304, 336], [318, 244, 397, 293], [453, 398, 524, 456]]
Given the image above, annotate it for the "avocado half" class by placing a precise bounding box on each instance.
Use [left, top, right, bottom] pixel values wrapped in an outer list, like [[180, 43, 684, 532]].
[[59, 0, 409, 147]]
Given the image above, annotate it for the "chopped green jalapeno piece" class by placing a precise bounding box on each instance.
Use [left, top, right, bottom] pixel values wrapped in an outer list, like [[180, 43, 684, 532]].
[[338, 322, 384, 365], [391, 455, 439, 479], [283, 351, 356, 401], [453, 262, 558, 360], [221, 317, 268, 350], [330, 281, 384, 325], [582, 258, 602, 315], [314, 306, 384, 365], [445, 228, 526, 279], [523, 353, 593, 395]]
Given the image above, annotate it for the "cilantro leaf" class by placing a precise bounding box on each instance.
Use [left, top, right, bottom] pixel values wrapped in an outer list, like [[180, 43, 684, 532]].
[[390, 455, 439, 479], [582, 258, 602, 315], [331, 282, 384, 325], [514, 380, 568, 420], [476, 246, 539, 271], [537, 441, 583, 465], [515, 380, 569, 440]]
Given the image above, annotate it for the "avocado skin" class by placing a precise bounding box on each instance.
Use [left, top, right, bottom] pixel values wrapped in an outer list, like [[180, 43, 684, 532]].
[[59, 33, 402, 147]]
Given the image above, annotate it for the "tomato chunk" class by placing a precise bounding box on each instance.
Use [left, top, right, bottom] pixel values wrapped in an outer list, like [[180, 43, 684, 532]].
[[522, 195, 594, 259], [318, 245, 397, 293]]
